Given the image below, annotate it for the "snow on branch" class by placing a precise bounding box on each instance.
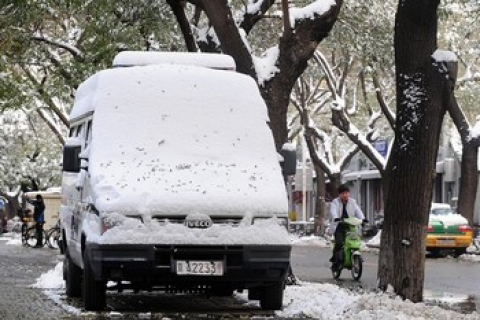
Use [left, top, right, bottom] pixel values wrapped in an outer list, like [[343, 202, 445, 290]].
[[304, 125, 339, 175], [238, 0, 276, 34], [254, 46, 280, 86], [289, 0, 337, 29], [432, 49, 457, 63], [31, 33, 84, 61]]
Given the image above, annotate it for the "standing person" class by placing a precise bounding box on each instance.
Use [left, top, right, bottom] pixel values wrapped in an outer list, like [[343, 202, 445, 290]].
[[27, 194, 45, 248], [329, 184, 366, 265]]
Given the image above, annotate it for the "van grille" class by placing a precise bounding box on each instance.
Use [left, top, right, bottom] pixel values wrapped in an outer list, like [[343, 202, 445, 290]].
[[152, 216, 244, 227]]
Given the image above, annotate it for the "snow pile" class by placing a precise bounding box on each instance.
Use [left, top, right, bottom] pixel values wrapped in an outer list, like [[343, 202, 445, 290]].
[[84, 213, 291, 245], [33, 263, 479, 319], [32, 262, 65, 289], [0, 232, 22, 245], [366, 230, 382, 248], [459, 254, 480, 262], [278, 283, 479, 319], [291, 235, 331, 247]]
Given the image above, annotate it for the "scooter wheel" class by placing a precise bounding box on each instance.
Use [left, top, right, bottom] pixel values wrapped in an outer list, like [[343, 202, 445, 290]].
[[351, 254, 363, 281]]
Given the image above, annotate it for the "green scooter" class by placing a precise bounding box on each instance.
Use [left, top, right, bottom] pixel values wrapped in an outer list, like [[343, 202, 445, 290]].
[[331, 217, 363, 281]]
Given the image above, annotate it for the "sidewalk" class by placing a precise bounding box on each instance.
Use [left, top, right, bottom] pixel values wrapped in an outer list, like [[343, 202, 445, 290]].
[[0, 233, 64, 320]]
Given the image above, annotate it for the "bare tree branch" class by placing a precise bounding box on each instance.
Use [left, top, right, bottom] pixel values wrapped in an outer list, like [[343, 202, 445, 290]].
[[21, 66, 70, 128], [371, 71, 396, 128], [167, 0, 198, 52], [31, 35, 84, 61]]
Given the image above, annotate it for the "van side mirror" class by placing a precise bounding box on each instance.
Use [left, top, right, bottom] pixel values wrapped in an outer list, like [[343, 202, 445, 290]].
[[63, 145, 81, 172], [280, 145, 297, 176]]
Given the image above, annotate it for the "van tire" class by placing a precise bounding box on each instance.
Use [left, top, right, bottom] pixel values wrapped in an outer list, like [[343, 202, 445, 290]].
[[259, 281, 284, 310], [83, 250, 106, 311], [65, 252, 82, 298]]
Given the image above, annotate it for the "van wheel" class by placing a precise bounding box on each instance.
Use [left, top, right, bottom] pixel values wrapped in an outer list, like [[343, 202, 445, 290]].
[[259, 281, 284, 310], [65, 252, 82, 298], [83, 250, 106, 311]]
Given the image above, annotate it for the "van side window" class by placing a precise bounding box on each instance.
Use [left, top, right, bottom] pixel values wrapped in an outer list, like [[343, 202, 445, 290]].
[[75, 124, 83, 138], [69, 126, 76, 137], [85, 120, 93, 148]]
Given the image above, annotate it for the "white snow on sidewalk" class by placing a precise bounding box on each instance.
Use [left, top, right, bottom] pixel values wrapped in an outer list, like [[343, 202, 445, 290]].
[[33, 261, 479, 319]]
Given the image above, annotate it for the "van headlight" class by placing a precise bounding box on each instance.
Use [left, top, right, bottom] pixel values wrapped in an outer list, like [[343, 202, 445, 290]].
[[253, 216, 288, 229]]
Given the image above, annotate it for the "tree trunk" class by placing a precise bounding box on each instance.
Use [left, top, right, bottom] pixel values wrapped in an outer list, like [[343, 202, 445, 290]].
[[166, 0, 198, 52], [378, 0, 446, 302], [200, 0, 256, 79], [457, 142, 478, 225], [329, 173, 342, 200]]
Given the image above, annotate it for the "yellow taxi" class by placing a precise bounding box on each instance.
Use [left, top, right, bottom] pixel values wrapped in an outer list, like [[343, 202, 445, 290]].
[[426, 203, 473, 256]]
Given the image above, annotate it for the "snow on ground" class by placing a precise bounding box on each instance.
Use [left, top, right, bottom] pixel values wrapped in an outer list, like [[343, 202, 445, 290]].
[[2, 232, 479, 318], [32, 261, 479, 319], [1, 232, 22, 245]]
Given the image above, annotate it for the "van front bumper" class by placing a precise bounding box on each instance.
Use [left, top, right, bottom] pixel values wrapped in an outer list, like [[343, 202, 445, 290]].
[[85, 243, 291, 288]]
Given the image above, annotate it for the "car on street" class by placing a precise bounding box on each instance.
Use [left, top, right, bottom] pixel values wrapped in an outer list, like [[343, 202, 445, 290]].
[[426, 203, 473, 256]]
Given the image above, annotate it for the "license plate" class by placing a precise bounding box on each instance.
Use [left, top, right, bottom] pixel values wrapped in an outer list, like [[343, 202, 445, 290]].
[[437, 239, 455, 245], [176, 260, 224, 276]]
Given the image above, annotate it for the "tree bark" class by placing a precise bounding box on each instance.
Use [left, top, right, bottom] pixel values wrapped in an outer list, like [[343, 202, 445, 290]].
[[261, 2, 343, 151], [457, 140, 478, 225], [166, 0, 198, 52], [201, 0, 256, 79], [378, 0, 446, 302]]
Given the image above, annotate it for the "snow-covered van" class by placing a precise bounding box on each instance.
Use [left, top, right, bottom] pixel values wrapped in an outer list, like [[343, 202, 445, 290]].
[[60, 52, 291, 311]]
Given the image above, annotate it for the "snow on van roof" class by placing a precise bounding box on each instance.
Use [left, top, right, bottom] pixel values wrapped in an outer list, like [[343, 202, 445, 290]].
[[79, 64, 287, 216], [112, 51, 236, 70]]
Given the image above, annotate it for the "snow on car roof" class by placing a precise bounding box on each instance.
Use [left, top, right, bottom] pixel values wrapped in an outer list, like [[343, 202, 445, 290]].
[[112, 51, 236, 70], [430, 203, 451, 210], [75, 64, 287, 216]]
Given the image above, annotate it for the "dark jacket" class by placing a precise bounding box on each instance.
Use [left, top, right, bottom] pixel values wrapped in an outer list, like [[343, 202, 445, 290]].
[[28, 199, 45, 223]]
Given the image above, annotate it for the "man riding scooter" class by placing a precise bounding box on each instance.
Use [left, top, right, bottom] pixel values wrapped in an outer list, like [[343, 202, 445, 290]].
[[329, 184, 367, 266]]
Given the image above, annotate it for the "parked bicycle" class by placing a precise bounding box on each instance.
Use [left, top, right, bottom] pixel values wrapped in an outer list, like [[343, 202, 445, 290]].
[[10, 209, 32, 246], [45, 221, 61, 249], [24, 225, 47, 248]]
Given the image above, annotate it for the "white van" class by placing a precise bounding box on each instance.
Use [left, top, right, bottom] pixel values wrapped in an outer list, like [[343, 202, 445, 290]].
[[60, 52, 291, 311]]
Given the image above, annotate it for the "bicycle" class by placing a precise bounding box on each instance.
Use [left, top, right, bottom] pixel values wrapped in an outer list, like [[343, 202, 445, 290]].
[[10, 216, 30, 246], [45, 222, 61, 249], [24, 224, 47, 248]]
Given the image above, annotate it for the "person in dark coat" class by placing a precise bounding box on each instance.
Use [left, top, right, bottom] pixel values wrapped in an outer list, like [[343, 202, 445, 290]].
[[27, 194, 45, 248]]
